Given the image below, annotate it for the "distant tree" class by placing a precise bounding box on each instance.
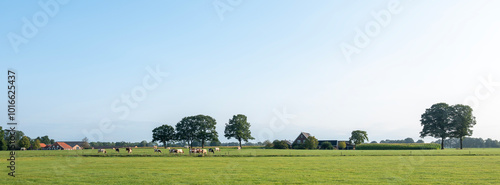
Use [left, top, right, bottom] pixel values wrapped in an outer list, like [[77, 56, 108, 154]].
[[39, 135, 54, 145], [140, 140, 148, 147], [0, 127, 7, 150], [263, 140, 273, 148], [209, 139, 221, 146], [321, 142, 334, 150], [304, 136, 319, 149], [370, 141, 378, 144], [420, 103, 453, 150], [224, 114, 255, 148], [416, 139, 425, 143], [152, 124, 176, 149], [196, 115, 218, 148], [404, 138, 415, 143], [19, 136, 30, 149], [349, 130, 369, 145], [33, 139, 41, 150], [81, 137, 91, 149], [449, 104, 476, 149], [338, 141, 347, 150], [272, 140, 289, 149]]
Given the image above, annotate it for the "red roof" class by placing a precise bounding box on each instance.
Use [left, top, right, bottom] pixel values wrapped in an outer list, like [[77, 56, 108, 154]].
[[40, 143, 46, 148], [54, 142, 72, 150]]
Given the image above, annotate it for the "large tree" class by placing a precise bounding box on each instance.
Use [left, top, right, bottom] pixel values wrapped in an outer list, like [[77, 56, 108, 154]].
[[196, 115, 218, 149], [304, 136, 319, 149], [420, 103, 452, 150], [19, 136, 30, 149], [176, 116, 200, 149], [449, 104, 476, 149], [224, 114, 255, 148], [349, 130, 369, 145], [81, 137, 91, 149], [152, 124, 176, 148], [33, 139, 41, 150]]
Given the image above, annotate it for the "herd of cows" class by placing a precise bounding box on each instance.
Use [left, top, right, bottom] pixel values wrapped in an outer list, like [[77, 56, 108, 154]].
[[96, 146, 237, 155]]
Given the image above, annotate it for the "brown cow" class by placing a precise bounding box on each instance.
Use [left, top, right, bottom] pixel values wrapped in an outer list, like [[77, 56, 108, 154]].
[[215, 147, 220, 151], [237, 146, 241, 150], [126, 147, 132, 153]]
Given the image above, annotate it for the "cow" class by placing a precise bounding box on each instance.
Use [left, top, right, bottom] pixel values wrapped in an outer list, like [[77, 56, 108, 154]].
[[126, 147, 132, 154], [115, 148, 120, 152], [153, 145, 157, 149], [208, 148, 215, 154], [154, 149, 162, 153], [237, 146, 241, 150], [177, 149, 184, 153], [169, 149, 177, 153], [98, 149, 107, 153], [167, 147, 171, 149], [215, 147, 220, 151], [201, 149, 207, 154]]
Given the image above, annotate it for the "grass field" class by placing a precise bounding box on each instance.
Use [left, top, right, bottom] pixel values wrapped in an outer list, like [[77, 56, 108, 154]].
[[2, 147, 500, 184]]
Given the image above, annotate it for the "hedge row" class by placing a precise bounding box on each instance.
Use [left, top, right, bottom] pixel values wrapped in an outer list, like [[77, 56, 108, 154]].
[[356, 143, 440, 150]]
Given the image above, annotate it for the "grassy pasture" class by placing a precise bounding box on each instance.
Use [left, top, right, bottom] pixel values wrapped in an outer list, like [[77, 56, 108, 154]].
[[2, 148, 500, 184]]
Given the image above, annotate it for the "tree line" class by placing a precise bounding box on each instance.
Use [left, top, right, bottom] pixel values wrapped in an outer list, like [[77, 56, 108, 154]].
[[0, 127, 56, 150], [152, 114, 254, 149], [373, 138, 425, 144], [432, 137, 500, 148]]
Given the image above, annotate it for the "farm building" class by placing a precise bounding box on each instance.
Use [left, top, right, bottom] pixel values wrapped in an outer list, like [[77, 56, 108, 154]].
[[293, 132, 355, 150], [59, 141, 84, 150], [293, 132, 311, 145], [40, 143, 46, 148], [48, 142, 73, 150]]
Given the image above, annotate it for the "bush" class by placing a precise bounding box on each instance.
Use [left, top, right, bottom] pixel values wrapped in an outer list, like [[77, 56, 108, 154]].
[[292, 143, 305, 149], [356, 143, 440, 150], [320, 142, 333, 150], [338, 141, 347, 150], [272, 140, 289, 149]]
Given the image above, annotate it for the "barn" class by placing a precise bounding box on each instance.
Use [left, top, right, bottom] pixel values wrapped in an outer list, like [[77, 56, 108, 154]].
[[293, 132, 355, 150]]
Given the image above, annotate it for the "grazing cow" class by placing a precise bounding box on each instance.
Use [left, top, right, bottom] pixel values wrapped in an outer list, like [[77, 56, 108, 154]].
[[177, 149, 184, 153], [237, 146, 241, 150], [169, 149, 177, 153], [126, 147, 132, 154], [98, 149, 107, 153], [215, 147, 220, 151], [154, 149, 162, 153], [167, 147, 171, 149], [115, 148, 120, 152], [208, 148, 215, 154]]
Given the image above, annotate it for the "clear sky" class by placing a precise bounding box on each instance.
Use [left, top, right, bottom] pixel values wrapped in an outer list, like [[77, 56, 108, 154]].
[[1, 0, 499, 143]]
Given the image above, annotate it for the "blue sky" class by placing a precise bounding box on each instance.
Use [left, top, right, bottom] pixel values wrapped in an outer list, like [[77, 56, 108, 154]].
[[1, 0, 499, 143]]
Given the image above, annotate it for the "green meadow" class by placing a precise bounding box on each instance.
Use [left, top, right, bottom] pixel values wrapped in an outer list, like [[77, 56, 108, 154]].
[[2, 148, 500, 184]]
